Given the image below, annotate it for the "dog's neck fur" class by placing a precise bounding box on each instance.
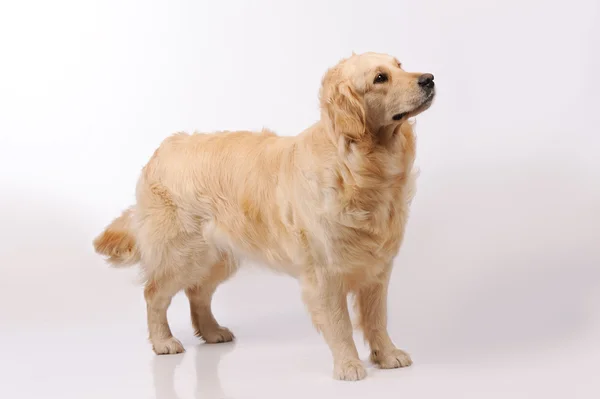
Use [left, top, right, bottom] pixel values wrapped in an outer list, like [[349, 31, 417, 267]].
[[294, 118, 416, 231], [300, 118, 414, 179]]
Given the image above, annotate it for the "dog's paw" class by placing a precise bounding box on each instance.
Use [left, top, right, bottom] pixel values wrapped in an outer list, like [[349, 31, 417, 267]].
[[333, 359, 367, 381], [201, 326, 235, 344], [152, 337, 185, 355], [371, 348, 413, 369]]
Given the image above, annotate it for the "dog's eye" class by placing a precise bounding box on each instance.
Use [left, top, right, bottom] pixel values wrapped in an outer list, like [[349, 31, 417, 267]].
[[374, 73, 388, 84]]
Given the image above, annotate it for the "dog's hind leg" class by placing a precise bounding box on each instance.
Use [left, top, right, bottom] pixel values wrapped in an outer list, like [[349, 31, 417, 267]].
[[144, 275, 185, 355], [185, 255, 237, 344]]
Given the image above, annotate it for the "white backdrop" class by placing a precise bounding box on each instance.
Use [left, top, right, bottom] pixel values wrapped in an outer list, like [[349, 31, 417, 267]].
[[1, 1, 599, 398]]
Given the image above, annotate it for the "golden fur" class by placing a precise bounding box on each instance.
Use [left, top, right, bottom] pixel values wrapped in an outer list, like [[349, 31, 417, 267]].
[[93, 52, 435, 381]]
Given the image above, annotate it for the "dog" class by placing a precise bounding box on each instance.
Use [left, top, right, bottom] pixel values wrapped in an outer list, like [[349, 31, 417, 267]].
[[93, 52, 435, 381]]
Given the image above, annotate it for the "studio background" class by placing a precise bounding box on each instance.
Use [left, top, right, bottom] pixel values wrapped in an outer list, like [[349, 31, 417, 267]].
[[1, 0, 599, 398]]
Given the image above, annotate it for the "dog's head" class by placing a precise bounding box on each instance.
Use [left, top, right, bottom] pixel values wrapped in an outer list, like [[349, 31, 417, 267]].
[[320, 52, 435, 142]]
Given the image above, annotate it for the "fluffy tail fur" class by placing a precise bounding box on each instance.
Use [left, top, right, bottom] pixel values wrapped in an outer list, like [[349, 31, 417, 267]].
[[93, 207, 140, 267]]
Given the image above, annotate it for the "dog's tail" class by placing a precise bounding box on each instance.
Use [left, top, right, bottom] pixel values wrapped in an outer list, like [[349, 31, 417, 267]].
[[93, 207, 140, 267]]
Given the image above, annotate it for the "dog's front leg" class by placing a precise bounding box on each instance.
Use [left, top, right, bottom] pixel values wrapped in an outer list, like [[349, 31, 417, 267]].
[[355, 268, 412, 369], [301, 271, 366, 381]]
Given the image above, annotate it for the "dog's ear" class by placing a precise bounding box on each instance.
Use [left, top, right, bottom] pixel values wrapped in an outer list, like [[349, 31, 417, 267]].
[[325, 82, 366, 141]]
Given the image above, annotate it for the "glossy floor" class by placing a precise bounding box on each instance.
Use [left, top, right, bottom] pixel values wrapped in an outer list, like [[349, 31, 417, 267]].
[[2, 261, 600, 399]]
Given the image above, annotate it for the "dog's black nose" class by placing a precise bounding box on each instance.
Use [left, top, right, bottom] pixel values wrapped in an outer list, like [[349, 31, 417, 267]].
[[418, 73, 435, 89]]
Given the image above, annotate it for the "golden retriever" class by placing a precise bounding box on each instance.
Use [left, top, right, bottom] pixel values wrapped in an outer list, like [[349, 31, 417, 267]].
[[93, 52, 435, 381]]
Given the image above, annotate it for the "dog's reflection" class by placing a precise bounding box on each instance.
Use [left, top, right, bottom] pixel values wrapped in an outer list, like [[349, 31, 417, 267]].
[[152, 342, 235, 399], [152, 352, 183, 399]]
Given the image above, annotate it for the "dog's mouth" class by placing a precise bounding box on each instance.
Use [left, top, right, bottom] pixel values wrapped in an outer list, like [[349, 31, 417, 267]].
[[392, 91, 435, 121]]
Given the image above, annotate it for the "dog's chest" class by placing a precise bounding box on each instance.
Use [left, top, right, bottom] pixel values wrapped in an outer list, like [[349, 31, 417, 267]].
[[320, 179, 411, 273], [307, 128, 417, 272]]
